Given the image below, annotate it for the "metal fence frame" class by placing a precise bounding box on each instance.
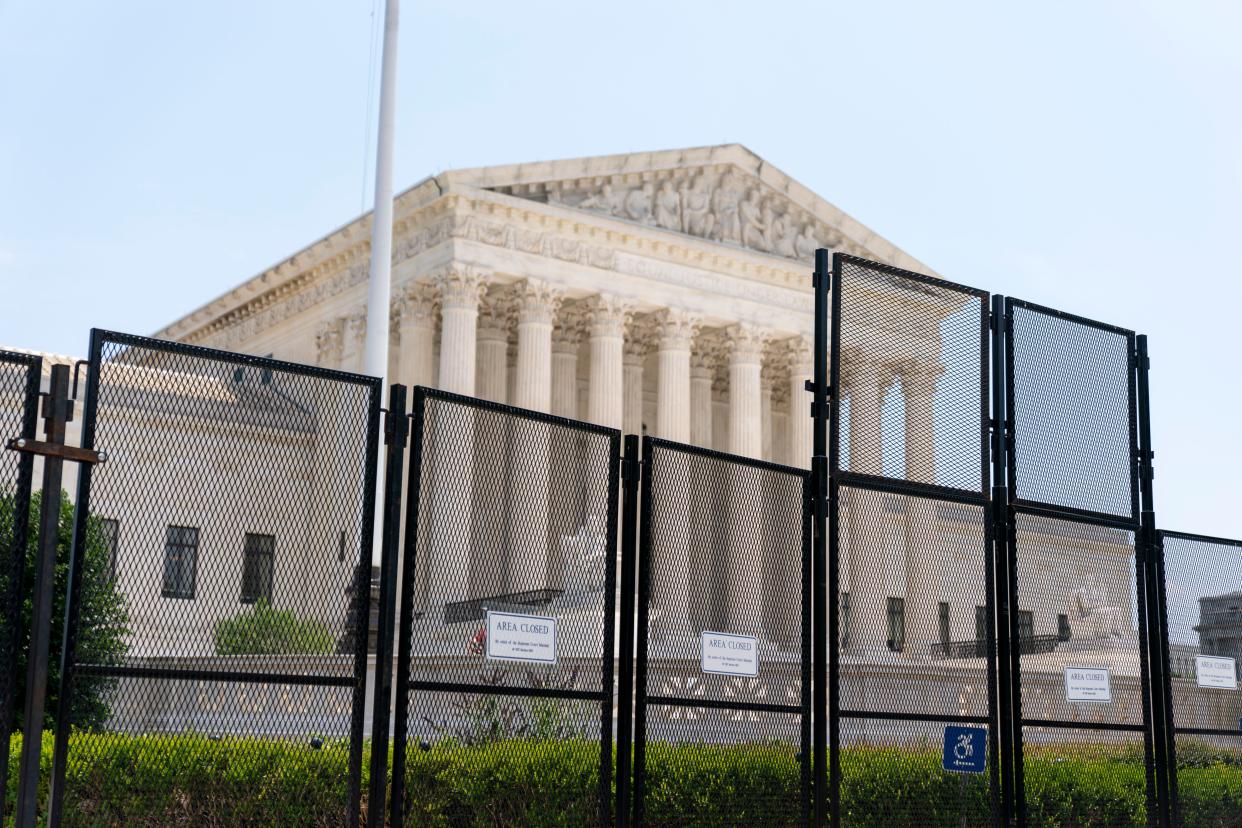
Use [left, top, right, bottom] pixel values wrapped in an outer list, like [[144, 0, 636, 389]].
[[827, 253, 1001, 826], [48, 329, 383, 827], [626, 436, 812, 827], [387, 385, 622, 827], [0, 349, 43, 802]]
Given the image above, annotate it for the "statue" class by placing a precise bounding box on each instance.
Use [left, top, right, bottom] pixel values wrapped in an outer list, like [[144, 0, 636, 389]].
[[578, 184, 625, 217], [559, 511, 608, 594], [680, 174, 715, 238], [1068, 572, 1128, 644], [624, 183, 654, 223], [794, 223, 820, 260], [740, 192, 771, 251], [654, 180, 681, 231], [712, 172, 743, 244], [771, 209, 798, 258]]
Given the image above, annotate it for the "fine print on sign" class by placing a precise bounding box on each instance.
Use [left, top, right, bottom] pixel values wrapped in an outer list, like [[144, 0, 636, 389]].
[[700, 631, 759, 677], [1064, 666, 1112, 702], [485, 611, 557, 665], [1196, 655, 1239, 690], [942, 726, 988, 774]]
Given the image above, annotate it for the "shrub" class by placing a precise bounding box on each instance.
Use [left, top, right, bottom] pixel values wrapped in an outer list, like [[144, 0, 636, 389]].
[[212, 599, 334, 655]]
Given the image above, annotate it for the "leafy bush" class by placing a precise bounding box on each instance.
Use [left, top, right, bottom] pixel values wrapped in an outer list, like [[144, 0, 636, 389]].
[[212, 599, 334, 655], [5, 732, 1242, 827], [0, 491, 128, 732]]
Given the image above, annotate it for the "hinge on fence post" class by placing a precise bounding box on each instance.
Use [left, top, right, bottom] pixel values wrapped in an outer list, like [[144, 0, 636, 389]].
[[383, 409, 408, 448], [621, 452, 641, 484]]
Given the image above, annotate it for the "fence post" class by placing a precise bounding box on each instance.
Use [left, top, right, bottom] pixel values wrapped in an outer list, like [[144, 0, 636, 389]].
[[1136, 335, 1175, 827], [367, 384, 408, 825], [616, 434, 640, 828], [810, 248, 831, 828]]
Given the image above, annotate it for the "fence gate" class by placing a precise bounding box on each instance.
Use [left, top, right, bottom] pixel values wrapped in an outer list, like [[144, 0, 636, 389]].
[[1002, 300, 1158, 826], [49, 330, 382, 826], [388, 387, 621, 827], [629, 437, 811, 827], [0, 349, 42, 801], [828, 254, 1000, 826], [1157, 530, 1242, 826]]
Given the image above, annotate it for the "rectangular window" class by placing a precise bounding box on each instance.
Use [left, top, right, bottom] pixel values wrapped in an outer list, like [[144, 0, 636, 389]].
[[240, 533, 275, 604], [98, 518, 119, 580], [976, 605, 989, 658], [939, 601, 951, 654], [1058, 613, 1071, 642], [162, 525, 199, 599], [1018, 610, 1034, 642], [887, 597, 905, 653]]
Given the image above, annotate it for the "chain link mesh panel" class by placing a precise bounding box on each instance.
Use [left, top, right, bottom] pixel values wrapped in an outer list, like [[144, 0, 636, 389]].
[[1006, 300, 1138, 521], [1020, 725, 1150, 827], [835, 483, 998, 825], [0, 350, 41, 803], [1159, 531, 1242, 827], [834, 255, 989, 495], [54, 331, 381, 825], [632, 438, 809, 827], [392, 388, 620, 827]]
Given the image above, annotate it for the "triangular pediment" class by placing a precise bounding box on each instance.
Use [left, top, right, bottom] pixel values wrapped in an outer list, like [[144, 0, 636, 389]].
[[441, 144, 930, 273]]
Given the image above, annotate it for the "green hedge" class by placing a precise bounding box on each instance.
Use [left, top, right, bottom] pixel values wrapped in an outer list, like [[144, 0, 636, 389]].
[[6, 733, 1242, 826]]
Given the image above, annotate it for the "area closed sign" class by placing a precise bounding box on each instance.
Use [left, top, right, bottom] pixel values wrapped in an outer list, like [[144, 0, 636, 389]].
[[1196, 656, 1238, 690], [700, 631, 759, 677], [1065, 666, 1112, 702], [486, 611, 557, 665]]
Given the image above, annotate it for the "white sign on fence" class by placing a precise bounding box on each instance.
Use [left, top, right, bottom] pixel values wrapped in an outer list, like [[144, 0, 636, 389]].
[[485, 611, 557, 665], [700, 631, 759, 677], [1064, 666, 1112, 702], [1196, 655, 1239, 690]]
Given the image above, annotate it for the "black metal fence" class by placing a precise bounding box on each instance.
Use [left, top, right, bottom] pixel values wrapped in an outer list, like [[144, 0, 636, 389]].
[[629, 437, 811, 827], [0, 350, 42, 803], [387, 387, 621, 827], [48, 330, 382, 826], [828, 255, 999, 826]]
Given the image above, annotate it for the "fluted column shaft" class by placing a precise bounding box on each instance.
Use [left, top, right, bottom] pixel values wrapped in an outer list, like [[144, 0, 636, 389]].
[[902, 365, 941, 660], [395, 283, 438, 389], [437, 271, 483, 396], [476, 325, 509, 404], [690, 360, 714, 449], [726, 325, 767, 636], [656, 311, 698, 443], [728, 326, 765, 459], [847, 364, 886, 475], [787, 338, 813, 470], [551, 333, 580, 420], [623, 350, 644, 436], [587, 297, 628, 430], [760, 373, 774, 461]]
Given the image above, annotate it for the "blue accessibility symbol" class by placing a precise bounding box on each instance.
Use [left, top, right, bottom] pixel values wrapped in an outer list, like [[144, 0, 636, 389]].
[[943, 726, 987, 774]]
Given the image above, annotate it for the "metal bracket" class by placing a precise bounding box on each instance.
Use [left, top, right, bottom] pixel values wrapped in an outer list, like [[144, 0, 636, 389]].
[[621, 453, 641, 484], [5, 437, 106, 465]]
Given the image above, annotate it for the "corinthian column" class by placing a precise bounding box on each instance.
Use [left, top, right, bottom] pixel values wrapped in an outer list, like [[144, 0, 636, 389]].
[[587, 295, 629, 430], [786, 337, 813, 470], [656, 310, 699, 443], [551, 305, 584, 420], [421, 267, 484, 617], [902, 361, 942, 485], [394, 281, 439, 389], [343, 311, 367, 373], [508, 280, 563, 593], [475, 287, 511, 404], [845, 354, 887, 476], [727, 324, 766, 460], [689, 337, 718, 449], [901, 361, 944, 660], [315, 319, 345, 370], [436, 268, 485, 396], [760, 370, 774, 461]]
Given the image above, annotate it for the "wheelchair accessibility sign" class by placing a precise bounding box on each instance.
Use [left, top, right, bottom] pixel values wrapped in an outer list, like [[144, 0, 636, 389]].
[[943, 726, 987, 774]]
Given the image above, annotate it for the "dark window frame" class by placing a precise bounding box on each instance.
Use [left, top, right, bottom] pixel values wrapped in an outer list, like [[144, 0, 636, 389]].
[[1017, 609, 1034, 642], [240, 532, 276, 604], [887, 596, 905, 653], [162, 525, 199, 600], [939, 601, 951, 652]]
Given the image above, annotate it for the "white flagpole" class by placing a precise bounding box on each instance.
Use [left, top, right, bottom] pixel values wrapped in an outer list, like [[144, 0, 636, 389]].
[[364, 0, 399, 566]]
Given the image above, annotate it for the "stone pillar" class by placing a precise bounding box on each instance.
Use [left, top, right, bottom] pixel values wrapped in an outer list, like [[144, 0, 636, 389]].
[[655, 310, 699, 443], [475, 289, 510, 404], [760, 371, 774, 461], [551, 307, 583, 420], [901, 362, 943, 660], [623, 315, 651, 437], [689, 343, 716, 449], [422, 267, 484, 617], [436, 268, 484, 396], [846, 356, 886, 476], [727, 324, 765, 460], [726, 324, 768, 635], [394, 282, 439, 389], [786, 337, 813, 470], [587, 295, 628, 430], [508, 281, 562, 593]]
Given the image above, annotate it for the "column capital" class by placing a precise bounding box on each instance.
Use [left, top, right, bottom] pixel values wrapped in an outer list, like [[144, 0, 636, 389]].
[[477, 284, 515, 343], [586, 293, 633, 339], [344, 310, 367, 350], [315, 318, 344, 365], [433, 266, 487, 311], [394, 280, 440, 328], [727, 323, 769, 365], [894, 358, 944, 397], [552, 300, 587, 354], [840, 347, 895, 392], [784, 335, 814, 375], [655, 308, 702, 352], [625, 313, 658, 362], [515, 279, 565, 326]]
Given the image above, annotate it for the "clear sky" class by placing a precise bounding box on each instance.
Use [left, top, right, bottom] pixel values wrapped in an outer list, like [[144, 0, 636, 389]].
[[1, 1, 1239, 542]]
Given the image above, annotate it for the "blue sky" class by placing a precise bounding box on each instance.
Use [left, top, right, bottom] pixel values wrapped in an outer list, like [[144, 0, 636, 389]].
[[1, 1, 1239, 542]]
